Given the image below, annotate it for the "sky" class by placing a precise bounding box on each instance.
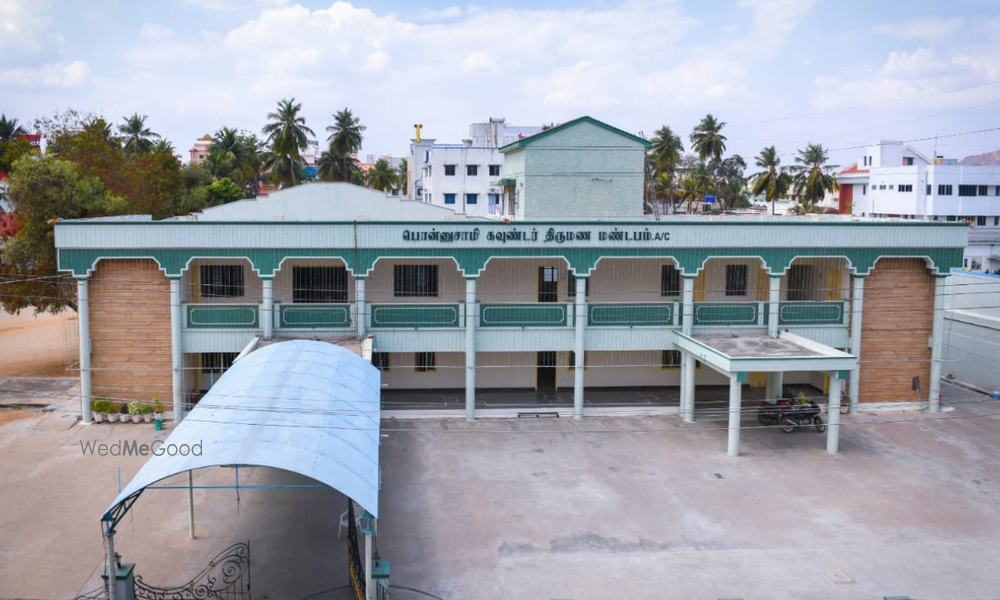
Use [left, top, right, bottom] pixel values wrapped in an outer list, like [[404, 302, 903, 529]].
[[2, 0, 999, 169]]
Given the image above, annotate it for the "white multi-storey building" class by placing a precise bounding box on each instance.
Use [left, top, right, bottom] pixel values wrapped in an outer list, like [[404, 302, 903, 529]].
[[838, 140, 1000, 270], [408, 118, 541, 218]]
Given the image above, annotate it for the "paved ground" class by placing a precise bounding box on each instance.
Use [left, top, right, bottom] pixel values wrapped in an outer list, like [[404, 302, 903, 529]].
[[0, 380, 998, 599]]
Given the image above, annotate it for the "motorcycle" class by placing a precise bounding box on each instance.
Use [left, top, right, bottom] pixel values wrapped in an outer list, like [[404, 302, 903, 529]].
[[757, 397, 826, 433]]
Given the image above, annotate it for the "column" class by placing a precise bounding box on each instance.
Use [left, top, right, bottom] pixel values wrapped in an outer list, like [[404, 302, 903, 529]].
[[261, 277, 274, 340], [848, 276, 865, 414], [683, 351, 696, 422], [928, 276, 946, 413], [827, 372, 843, 455], [765, 371, 783, 401], [77, 277, 92, 424], [768, 274, 782, 337], [681, 275, 695, 335], [573, 276, 587, 420], [169, 277, 184, 421], [727, 373, 743, 457], [465, 277, 477, 422], [355, 276, 367, 338]]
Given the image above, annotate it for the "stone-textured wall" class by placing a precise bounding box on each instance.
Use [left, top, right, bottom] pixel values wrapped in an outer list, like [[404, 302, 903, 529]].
[[89, 259, 173, 406], [859, 258, 934, 402]]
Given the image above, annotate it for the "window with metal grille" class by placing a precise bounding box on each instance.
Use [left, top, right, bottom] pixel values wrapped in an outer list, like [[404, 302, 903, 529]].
[[292, 267, 347, 303], [661, 265, 680, 297], [661, 350, 681, 369], [489, 165, 501, 176], [977, 216, 987, 226], [725, 265, 748, 296], [465, 193, 478, 205], [466, 165, 478, 176], [979, 185, 989, 196], [444, 165, 456, 176], [372, 352, 390, 372], [786, 265, 814, 301], [938, 184, 953, 195], [959, 185, 977, 197], [927, 184, 931, 195], [567, 351, 588, 371], [394, 265, 438, 297], [201, 352, 238, 374], [200, 265, 244, 298], [898, 184, 912, 193], [567, 273, 589, 297], [415, 352, 436, 372]]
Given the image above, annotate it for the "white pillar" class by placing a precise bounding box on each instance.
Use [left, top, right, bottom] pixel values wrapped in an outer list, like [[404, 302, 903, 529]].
[[574, 276, 587, 419], [104, 526, 117, 600], [355, 277, 367, 338], [848, 276, 865, 414], [465, 277, 477, 422], [765, 371, 783, 401], [261, 277, 273, 339], [928, 276, 946, 412], [364, 530, 373, 600], [678, 350, 688, 419], [827, 373, 843, 454], [169, 277, 184, 421], [681, 276, 695, 335], [727, 374, 743, 457], [768, 275, 782, 337], [187, 470, 196, 539], [683, 352, 696, 422], [77, 278, 92, 424]]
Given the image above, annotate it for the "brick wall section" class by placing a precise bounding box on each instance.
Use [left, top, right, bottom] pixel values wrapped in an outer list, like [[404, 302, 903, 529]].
[[859, 258, 934, 403], [89, 259, 173, 407]]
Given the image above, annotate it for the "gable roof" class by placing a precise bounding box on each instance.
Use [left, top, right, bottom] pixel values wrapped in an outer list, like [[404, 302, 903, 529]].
[[499, 116, 652, 152]]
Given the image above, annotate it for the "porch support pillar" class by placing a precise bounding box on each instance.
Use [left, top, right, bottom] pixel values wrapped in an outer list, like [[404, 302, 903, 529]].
[[103, 524, 117, 600], [765, 371, 783, 401], [681, 275, 695, 335], [827, 372, 843, 455], [169, 277, 184, 421], [77, 277, 92, 424], [848, 276, 865, 414], [682, 351, 696, 422], [727, 373, 743, 457], [355, 276, 367, 338], [573, 276, 587, 420], [768, 274, 782, 337], [928, 276, 946, 413], [465, 277, 477, 422], [261, 277, 274, 340]]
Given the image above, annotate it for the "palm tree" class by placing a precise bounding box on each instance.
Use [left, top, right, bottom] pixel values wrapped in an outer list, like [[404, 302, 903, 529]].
[[262, 98, 315, 187], [316, 149, 358, 183], [397, 157, 408, 195], [83, 117, 115, 142], [152, 139, 176, 155], [368, 158, 397, 192], [207, 127, 246, 178], [119, 113, 160, 155], [649, 126, 684, 213], [750, 146, 792, 215], [690, 114, 727, 200], [0, 115, 26, 141], [790, 143, 839, 213], [326, 108, 366, 181], [239, 135, 272, 198]]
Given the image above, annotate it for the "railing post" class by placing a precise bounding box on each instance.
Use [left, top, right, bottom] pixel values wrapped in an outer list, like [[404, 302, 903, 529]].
[[355, 276, 367, 338], [768, 274, 782, 337], [827, 372, 843, 454], [77, 277, 92, 424], [849, 276, 865, 415], [261, 277, 274, 340], [928, 276, 946, 412], [574, 276, 587, 419], [170, 277, 184, 421], [465, 277, 477, 421], [682, 276, 695, 335]]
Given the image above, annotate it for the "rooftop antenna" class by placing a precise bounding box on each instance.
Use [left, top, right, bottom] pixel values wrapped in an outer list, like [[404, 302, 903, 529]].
[[414, 124, 423, 143]]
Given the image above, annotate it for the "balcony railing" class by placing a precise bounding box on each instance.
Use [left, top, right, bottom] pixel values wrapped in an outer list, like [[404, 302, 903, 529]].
[[370, 304, 461, 328], [777, 301, 847, 326], [480, 303, 569, 327], [588, 303, 676, 327], [692, 302, 766, 326], [278, 303, 351, 329], [186, 303, 259, 328]]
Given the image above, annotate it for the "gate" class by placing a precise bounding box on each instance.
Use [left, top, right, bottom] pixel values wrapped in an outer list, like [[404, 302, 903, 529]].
[[134, 541, 251, 600]]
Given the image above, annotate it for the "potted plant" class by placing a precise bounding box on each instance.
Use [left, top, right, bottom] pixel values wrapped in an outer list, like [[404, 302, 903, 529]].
[[127, 401, 143, 424], [106, 402, 119, 423], [90, 398, 106, 423], [153, 397, 165, 431], [140, 403, 154, 423]]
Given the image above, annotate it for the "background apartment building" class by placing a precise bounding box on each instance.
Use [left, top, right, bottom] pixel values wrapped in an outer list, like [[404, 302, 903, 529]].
[[839, 140, 1000, 271], [408, 118, 541, 217]]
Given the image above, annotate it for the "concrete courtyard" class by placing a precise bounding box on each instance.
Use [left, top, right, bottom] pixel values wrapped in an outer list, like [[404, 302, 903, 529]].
[[0, 380, 998, 599]]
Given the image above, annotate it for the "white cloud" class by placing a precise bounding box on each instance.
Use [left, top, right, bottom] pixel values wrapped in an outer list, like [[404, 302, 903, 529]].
[[0, 60, 90, 87], [140, 23, 174, 40], [461, 52, 499, 72], [640, 60, 754, 108], [0, 0, 51, 57], [872, 17, 964, 40], [175, 0, 289, 10], [883, 47, 948, 76]]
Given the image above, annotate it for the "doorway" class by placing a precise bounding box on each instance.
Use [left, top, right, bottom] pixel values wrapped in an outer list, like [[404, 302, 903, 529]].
[[537, 351, 557, 392], [538, 266, 559, 302]]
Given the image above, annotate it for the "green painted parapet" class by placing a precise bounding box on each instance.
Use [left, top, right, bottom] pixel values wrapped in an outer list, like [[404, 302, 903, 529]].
[[370, 304, 460, 328], [279, 304, 351, 328], [778, 301, 846, 325], [693, 302, 763, 326], [480, 303, 569, 327], [186, 304, 259, 329], [588, 303, 675, 327]]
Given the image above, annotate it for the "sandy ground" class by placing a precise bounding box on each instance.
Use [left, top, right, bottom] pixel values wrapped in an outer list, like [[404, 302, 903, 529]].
[[0, 309, 79, 378]]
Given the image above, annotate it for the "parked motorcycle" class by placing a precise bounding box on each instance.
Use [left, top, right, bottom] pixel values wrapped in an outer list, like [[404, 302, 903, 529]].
[[757, 398, 826, 433], [756, 398, 793, 426]]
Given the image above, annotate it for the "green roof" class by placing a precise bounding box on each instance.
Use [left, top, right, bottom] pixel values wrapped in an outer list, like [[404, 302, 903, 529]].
[[498, 116, 652, 153]]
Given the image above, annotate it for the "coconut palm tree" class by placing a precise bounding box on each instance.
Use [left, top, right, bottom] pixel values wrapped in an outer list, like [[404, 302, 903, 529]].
[[690, 114, 727, 200], [0, 115, 26, 141], [368, 158, 397, 192], [649, 125, 684, 213], [207, 127, 246, 178], [790, 143, 839, 213], [397, 157, 408, 194], [316, 149, 358, 183], [262, 98, 315, 187], [152, 139, 176, 155], [239, 135, 271, 198], [750, 146, 792, 215], [118, 113, 160, 155], [326, 108, 365, 181]]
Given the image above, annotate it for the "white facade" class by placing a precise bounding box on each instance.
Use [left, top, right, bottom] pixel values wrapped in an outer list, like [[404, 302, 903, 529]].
[[409, 118, 541, 218]]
